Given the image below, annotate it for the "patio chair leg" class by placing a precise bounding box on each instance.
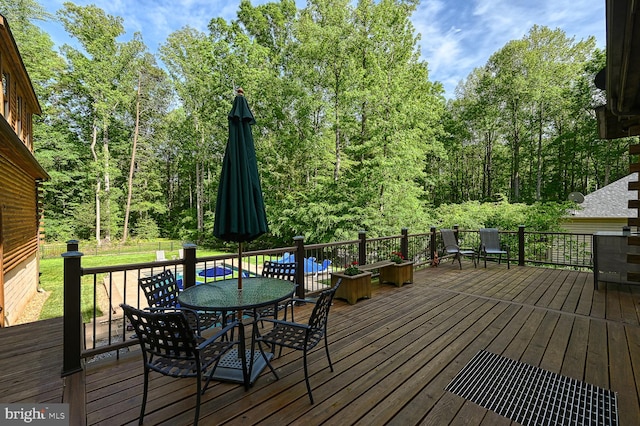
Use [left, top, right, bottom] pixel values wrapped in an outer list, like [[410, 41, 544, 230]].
[[256, 339, 279, 381], [303, 350, 314, 404], [140, 368, 149, 425], [324, 334, 334, 372], [194, 369, 201, 426]]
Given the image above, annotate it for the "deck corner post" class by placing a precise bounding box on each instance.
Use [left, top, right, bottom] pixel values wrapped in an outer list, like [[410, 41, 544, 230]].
[[518, 225, 525, 266], [358, 230, 367, 266], [401, 228, 409, 260], [183, 243, 197, 288], [293, 236, 305, 298], [430, 226, 437, 262], [62, 240, 83, 377]]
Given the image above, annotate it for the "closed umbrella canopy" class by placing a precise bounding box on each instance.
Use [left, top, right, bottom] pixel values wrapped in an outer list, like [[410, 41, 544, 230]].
[[214, 89, 268, 285]]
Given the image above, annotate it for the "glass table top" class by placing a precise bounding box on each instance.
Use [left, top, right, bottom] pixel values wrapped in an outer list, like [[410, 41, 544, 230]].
[[177, 277, 295, 311]]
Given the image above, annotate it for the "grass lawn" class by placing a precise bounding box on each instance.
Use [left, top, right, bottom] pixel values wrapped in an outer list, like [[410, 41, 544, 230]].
[[38, 249, 227, 321]]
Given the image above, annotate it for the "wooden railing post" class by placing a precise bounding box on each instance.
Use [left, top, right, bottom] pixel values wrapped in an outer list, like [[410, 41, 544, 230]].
[[183, 243, 197, 288], [453, 224, 459, 243], [359, 230, 367, 266], [518, 225, 525, 266], [62, 240, 83, 376], [401, 228, 409, 260], [430, 226, 437, 261], [294, 236, 305, 299]]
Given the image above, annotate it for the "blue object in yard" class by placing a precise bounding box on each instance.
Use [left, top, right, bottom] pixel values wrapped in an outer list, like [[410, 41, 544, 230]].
[[198, 266, 233, 278], [276, 253, 331, 274]]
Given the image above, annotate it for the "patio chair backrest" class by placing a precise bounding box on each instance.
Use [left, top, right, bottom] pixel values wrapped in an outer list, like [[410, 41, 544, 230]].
[[139, 270, 180, 309], [122, 303, 198, 360], [480, 228, 501, 250], [121, 303, 239, 425], [308, 279, 341, 337], [441, 229, 459, 252], [262, 261, 297, 282]]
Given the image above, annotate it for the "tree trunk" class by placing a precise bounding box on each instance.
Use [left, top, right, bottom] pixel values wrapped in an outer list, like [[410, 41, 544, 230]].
[[510, 101, 521, 202], [90, 124, 101, 246], [103, 122, 111, 242], [536, 104, 543, 201], [484, 131, 493, 199], [123, 74, 142, 242], [197, 157, 203, 235]]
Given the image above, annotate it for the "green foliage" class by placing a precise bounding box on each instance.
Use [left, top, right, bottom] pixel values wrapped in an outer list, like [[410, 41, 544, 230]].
[[132, 218, 160, 240], [433, 200, 570, 232], [19, 1, 611, 248], [449, 26, 616, 204]]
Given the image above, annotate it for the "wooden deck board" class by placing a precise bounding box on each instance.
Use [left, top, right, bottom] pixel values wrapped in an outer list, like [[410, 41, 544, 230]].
[[2, 266, 640, 425]]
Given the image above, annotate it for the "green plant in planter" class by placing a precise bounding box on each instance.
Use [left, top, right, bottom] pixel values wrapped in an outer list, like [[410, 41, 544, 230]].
[[344, 261, 362, 276], [390, 251, 405, 264]]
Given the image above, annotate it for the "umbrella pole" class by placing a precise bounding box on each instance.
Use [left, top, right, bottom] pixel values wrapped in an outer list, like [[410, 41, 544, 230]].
[[236, 242, 245, 370], [238, 242, 243, 289]]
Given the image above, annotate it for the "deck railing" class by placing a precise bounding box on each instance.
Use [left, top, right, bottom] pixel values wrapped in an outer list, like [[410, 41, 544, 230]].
[[61, 226, 594, 375]]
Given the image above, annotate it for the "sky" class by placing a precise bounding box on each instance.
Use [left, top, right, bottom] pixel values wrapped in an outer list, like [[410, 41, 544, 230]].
[[37, 0, 606, 98]]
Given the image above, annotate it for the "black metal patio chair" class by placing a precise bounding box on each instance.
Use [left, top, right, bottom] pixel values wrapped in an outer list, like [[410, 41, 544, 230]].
[[139, 270, 222, 334], [255, 260, 298, 322], [121, 303, 244, 426], [441, 229, 476, 269], [479, 228, 510, 269], [253, 279, 341, 404]]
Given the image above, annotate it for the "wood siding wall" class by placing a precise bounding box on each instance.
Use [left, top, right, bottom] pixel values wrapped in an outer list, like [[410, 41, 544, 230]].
[[0, 155, 38, 270], [0, 19, 38, 148], [0, 15, 45, 326], [2, 252, 37, 326], [0, 155, 39, 324], [562, 218, 628, 235]]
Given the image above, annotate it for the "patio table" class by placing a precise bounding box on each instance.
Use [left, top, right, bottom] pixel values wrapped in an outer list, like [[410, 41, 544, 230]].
[[177, 277, 295, 386]]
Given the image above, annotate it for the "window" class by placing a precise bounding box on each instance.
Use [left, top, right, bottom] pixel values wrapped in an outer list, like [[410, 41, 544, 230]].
[[17, 96, 23, 137], [2, 72, 8, 118]]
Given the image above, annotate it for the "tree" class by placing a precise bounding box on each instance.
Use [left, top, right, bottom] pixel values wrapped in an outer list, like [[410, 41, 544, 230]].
[[58, 3, 145, 244], [123, 54, 171, 241], [450, 26, 607, 204], [160, 26, 234, 242]]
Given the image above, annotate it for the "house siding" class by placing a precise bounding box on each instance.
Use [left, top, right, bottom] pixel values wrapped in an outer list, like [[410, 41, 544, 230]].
[[0, 14, 47, 326], [562, 218, 629, 235], [2, 252, 37, 326]]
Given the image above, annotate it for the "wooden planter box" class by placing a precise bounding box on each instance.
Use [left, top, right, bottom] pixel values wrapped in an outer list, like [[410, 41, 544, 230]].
[[380, 261, 414, 287], [331, 271, 372, 305]]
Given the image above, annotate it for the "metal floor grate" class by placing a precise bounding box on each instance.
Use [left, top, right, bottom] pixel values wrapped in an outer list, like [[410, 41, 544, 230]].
[[445, 350, 618, 426]]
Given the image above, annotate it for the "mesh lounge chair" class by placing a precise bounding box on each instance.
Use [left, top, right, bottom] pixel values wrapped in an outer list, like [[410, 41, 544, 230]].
[[121, 303, 243, 426], [441, 229, 476, 269], [479, 228, 510, 269], [139, 270, 222, 334], [254, 279, 341, 404]]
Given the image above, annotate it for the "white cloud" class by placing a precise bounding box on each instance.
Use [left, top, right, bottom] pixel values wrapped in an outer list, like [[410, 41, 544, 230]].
[[413, 0, 605, 96], [38, 0, 605, 98]]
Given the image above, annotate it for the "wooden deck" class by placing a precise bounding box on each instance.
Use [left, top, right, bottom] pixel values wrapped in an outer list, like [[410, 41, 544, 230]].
[[2, 264, 640, 425]]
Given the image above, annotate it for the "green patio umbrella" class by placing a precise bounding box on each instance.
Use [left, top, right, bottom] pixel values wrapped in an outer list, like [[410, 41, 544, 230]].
[[213, 88, 268, 288]]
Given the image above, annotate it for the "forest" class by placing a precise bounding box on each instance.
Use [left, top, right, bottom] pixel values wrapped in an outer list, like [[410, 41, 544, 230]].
[[1, 0, 633, 248]]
